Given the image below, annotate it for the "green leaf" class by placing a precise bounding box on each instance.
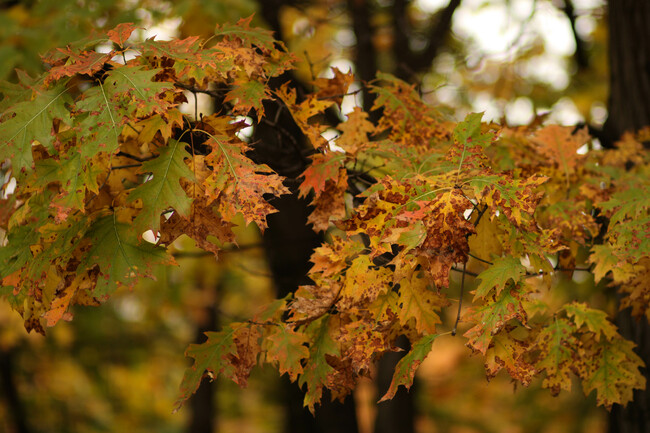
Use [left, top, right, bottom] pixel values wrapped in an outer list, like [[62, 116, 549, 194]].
[[600, 185, 650, 225], [298, 316, 340, 413], [174, 324, 240, 412], [129, 139, 195, 232], [103, 66, 172, 116], [264, 325, 309, 381], [0, 225, 41, 286], [452, 112, 493, 148], [35, 150, 101, 211], [536, 318, 576, 395], [464, 282, 528, 354], [79, 209, 171, 297], [397, 272, 446, 335], [76, 83, 124, 159], [580, 337, 646, 409], [378, 333, 438, 402], [474, 256, 526, 299], [76, 66, 172, 159], [563, 302, 618, 341], [0, 83, 72, 173]]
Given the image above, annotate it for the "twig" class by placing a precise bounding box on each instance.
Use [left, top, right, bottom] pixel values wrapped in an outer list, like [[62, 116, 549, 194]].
[[452, 261, 467, 336]]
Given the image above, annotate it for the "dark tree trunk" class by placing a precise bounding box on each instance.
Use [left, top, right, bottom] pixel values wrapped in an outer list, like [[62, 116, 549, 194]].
[[251, 82, 359, 433], [604, 2, 650, 432], [187, 284, 219, 433], [602, 0, 650, 147], [0, 347, 31, 433], [374, 335, 416, 433]]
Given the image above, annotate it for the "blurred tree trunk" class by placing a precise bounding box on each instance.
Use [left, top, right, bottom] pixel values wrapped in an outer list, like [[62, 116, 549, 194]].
[[602, 0, 650, 148], [187, 282, 220, 433], [0, 347, 31, 433], [604, 1, 650, 432], [374, 335, 415, 433], [251, 85, 359, 433]]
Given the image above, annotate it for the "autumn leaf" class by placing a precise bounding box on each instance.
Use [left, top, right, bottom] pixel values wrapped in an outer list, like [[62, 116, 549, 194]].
[[45, 49, 112, 84], [464, 282, 529, 355], [214, 15, 277, 52], [532, 125, 589, 175], [339, 255, 391, 309], [536, 318, 576, 395], [224, 80, 269, 120], [589, 244, 636, 283], [79, 209, 172, 297], [298, 152, 345, 199], [474, 256, 526, 299], [378, 333, 438, 402], [0, 82, 72, 173], [264, 325, 310, 381], [306, 167, 348, 232], [579, 337, 646, 409], [563, 302, 618, 342], [298, 316, 340, 413], [397, 272, 448, 335], [128, 139, 196, 232], [485, 330, 536, 386], [312, 67, 354, 106], [107, 22, 138, 46], [175, 324, 242, 412], [199, 117, 289, 230]]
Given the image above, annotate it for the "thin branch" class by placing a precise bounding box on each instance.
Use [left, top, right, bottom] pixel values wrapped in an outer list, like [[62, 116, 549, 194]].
[[174, 82, 225, 99], [450, 266, 478, 278], [116, 151, 156, 163], [468, 252, 492, 265], [110, 163, 142, 170], [560, 0, 589, 70], [452, 261, 467, 336]]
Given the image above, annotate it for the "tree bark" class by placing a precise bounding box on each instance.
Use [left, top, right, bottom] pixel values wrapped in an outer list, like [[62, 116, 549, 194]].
[[187, 283, 220, 433], [604, 2, 650, 432], [602, 0, 650, 147], [374, 335, 415, 433]]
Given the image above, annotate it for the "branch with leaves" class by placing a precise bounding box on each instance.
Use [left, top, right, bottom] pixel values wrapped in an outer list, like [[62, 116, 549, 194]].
[[0, 18, 648, 415]]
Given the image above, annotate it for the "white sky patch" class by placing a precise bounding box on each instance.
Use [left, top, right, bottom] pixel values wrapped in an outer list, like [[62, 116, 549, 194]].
[[548, 97, 584, 125], [590, 102, 608, 126], [233, 116, 254, 141], [452, 0, 537, 60], [532, 2, 575, 56], [322, 128, 345, 153], [143, 17, 182, 41], [471, 92, 501, 122], [341, 81, 363, 116], [524, 53, 569, 90], [142, 230, 159, 244], [179, 90, 213, 120], [505, 97, 534, 125]]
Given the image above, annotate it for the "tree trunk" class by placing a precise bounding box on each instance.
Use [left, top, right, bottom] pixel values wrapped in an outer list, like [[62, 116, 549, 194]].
[[0, 347, 31, 433], [374, 335, 415, 433], [252, 86, 359, 433], [605, 2, 650, 432], [602, 0, 650, 147]]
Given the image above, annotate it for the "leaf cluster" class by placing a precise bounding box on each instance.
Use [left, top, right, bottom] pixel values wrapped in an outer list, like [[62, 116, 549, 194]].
[[1, 18, 649, 413]]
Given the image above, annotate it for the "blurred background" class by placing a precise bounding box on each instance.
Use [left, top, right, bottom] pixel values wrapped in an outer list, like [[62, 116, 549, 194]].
[[0, 0, 611, 432]]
